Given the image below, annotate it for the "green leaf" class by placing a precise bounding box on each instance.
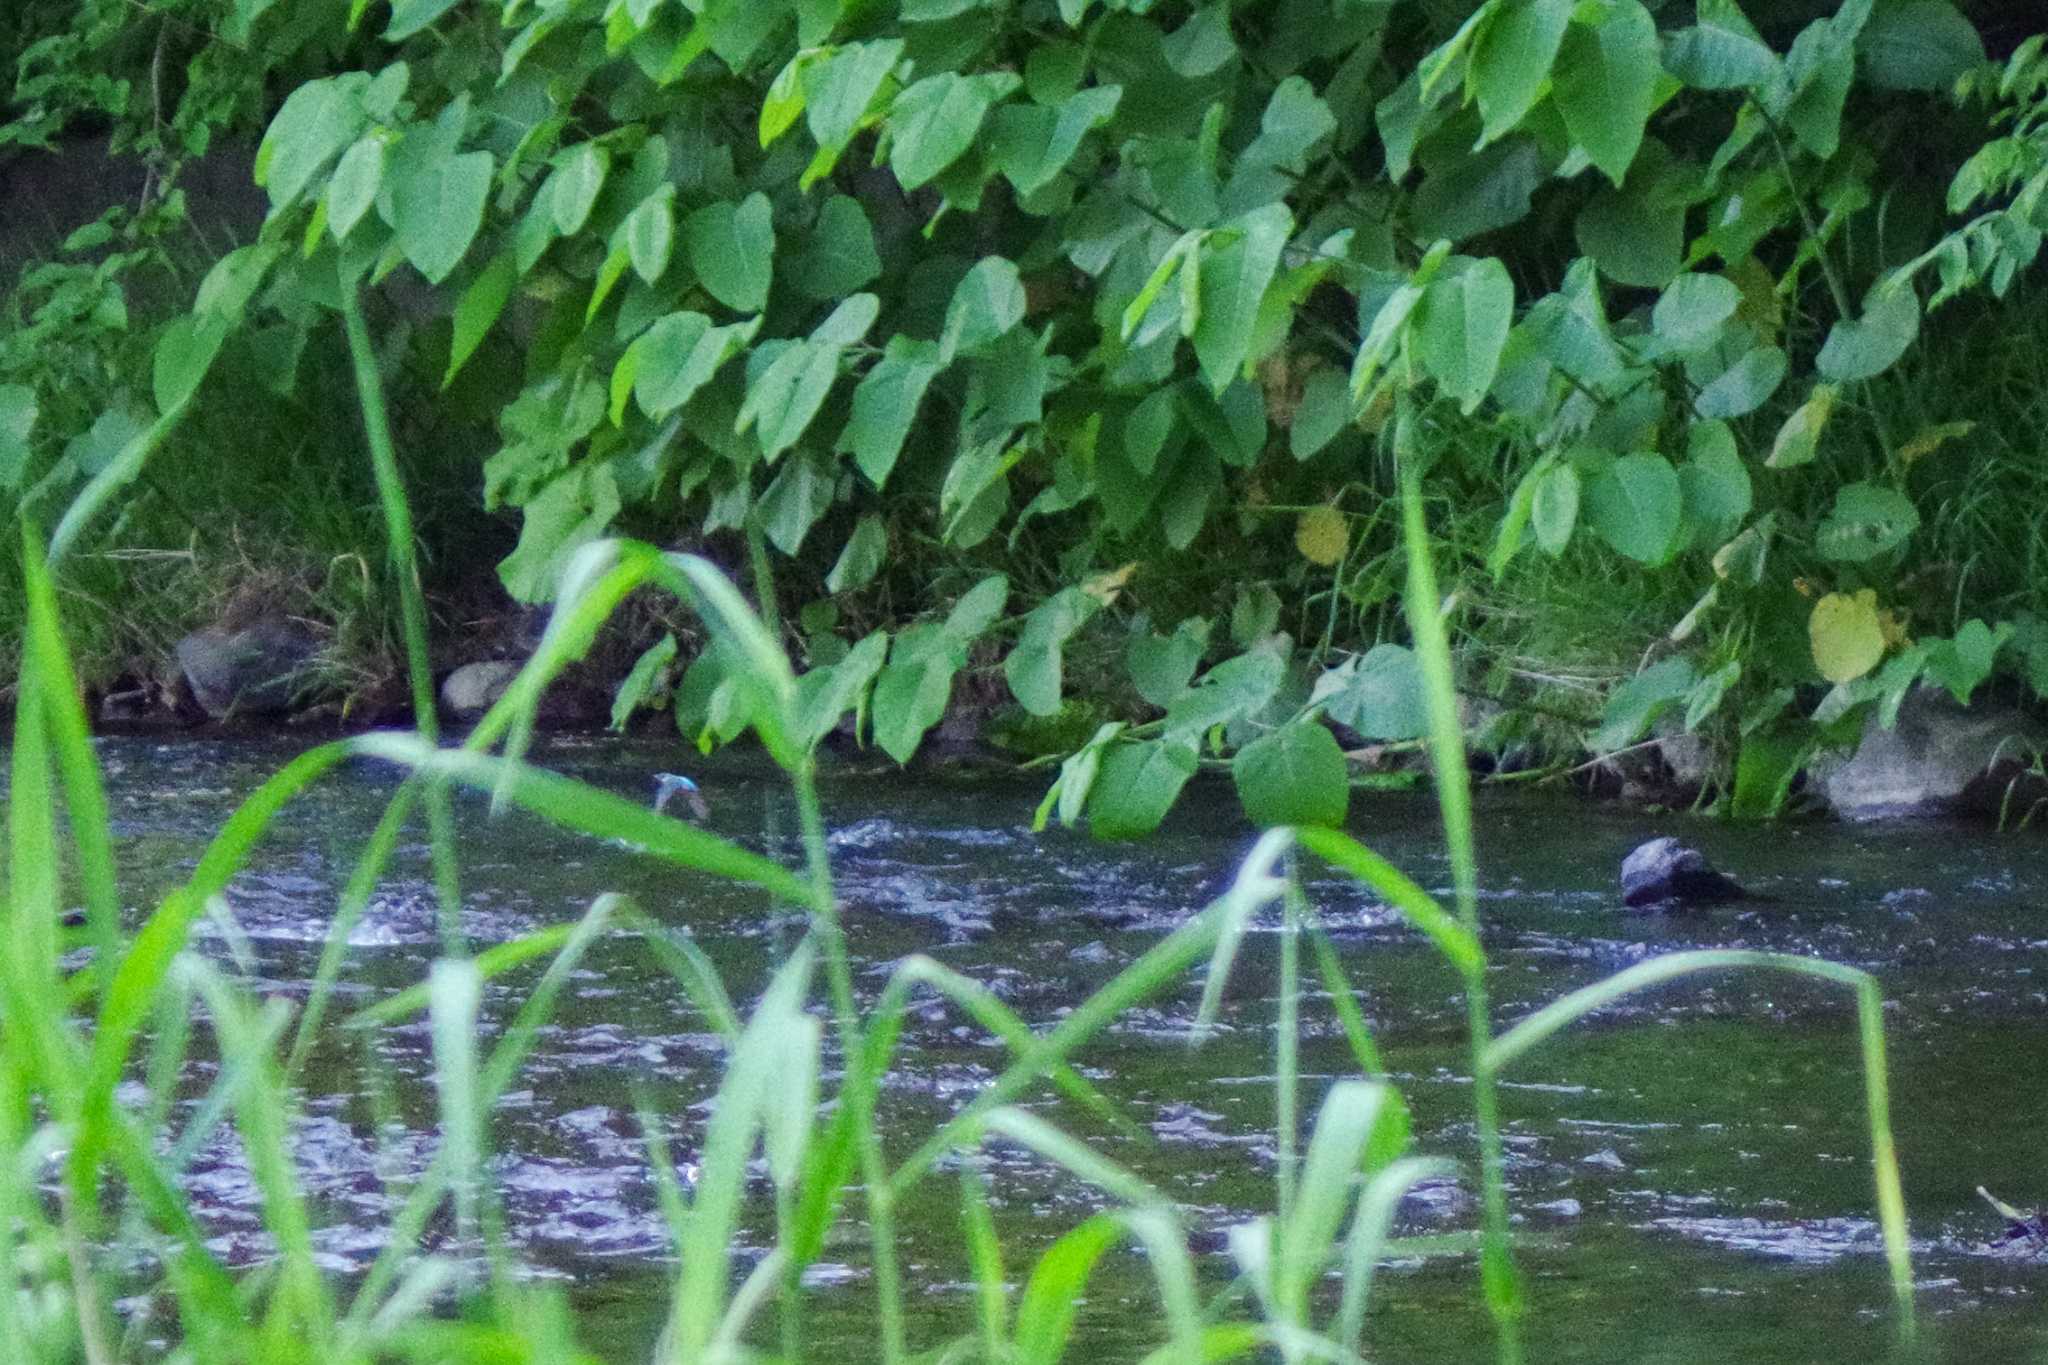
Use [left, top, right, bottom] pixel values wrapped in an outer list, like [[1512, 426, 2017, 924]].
[[152, 314, 229, 414], [628, 311, 713, 415], [888, 71, 1019, 191], [941, 256, 1027, 362], [990, 85, 1122, 195], [1816, 283, 1920, 383], [1230, 77, 1337, 209], [1234, 721, 1349, 828], [740, 341, 839, 459], [1470, 0, 1574, 145], [1782, 19, 1856, 159], [826, 514, 887, 593], [1585, 451, 1682, 564], [872, 635, 963, 764], [1693, 344, 1787, 418], [549, 142, 609, 236], [1192, 204, 1292, 395], [635, 314, 755, 422], [1815, 482, 1919, 562], [757, 455, 835, 554], [1577, 161, 1685, 288], [790, 195, 881, 299], [497, 464, 622, 602], [1489, 455, 1547, 578], [1412, 257, 1514, 413], [326, 135, 385, 241], [385, 0, 462, 40], [1410, 136, 1545, 242], [1858, 1, 1983, 91], [1553, 0, 1660, 185], [256, 74, 370, 209], [1730, 724, 1810, 819], [840, 337, 943, 487], [1532, 461, 1580, 554], [1922, 619, 2007, 704], [1127, 617, 1209, 708], [685, 193, 775, 313], [623, 188, 676, 284], [389, 145, 493, 285], [1005, 588, 1099, 716], [1311, 644, 1427, 741], [1290, 367, 1349, 460], [805, 39, 903, 151], [797, 630, 889, 748], [1166, 650, 1285, 739], [1712, 513, 1775, 585], [760, 51, 814, 147], [446, 251, 516, 387], [1121, 388, 1178, 478], [1680, 422, 1752, 539], [1664, 5, 1780, 90], [0, 384, 36, 491], [611, 634, 678, 731], [1590, 656, 1697, 751], [1086, 738, 1198, 840], [1162, 4, 1236, 77], [946, 574, 1010, 638], [1652, 273, 1740, 351]]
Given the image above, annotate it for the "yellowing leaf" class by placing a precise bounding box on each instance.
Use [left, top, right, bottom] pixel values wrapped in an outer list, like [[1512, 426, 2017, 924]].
[[1082, 562, 1136, 606], [1296, 505, 1348, 566], [1766, 383, 1836, 468], [1895, 419, 1975, 469], [1810, 589, 1886, 684]]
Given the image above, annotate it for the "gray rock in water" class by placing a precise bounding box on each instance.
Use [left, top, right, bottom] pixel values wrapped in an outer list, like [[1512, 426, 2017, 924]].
[[175, 617, 319, 719], [1620, 836, 1746, 910], [440, 660, 523, 719], [1810, 685, 2047, 820]]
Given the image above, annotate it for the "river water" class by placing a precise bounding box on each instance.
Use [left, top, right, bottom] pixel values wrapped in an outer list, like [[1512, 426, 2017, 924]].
[[95, 736, 2048, 1361]]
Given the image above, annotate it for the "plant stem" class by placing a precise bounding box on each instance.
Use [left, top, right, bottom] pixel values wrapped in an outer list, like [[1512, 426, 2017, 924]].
[[1276, 875, 1303, 1227], [1396, 435, 1524, 1365], [790, 760, 905, 1364], [1761, 108, 1901, 464], [339, 284, 466, 959]]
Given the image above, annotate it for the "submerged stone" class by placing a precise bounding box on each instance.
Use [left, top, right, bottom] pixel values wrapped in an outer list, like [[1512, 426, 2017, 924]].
[[1620, 836, 1747, 911]]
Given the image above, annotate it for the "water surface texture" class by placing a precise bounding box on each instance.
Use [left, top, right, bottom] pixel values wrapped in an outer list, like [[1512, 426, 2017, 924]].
[[98, 737, 2048, 1361]]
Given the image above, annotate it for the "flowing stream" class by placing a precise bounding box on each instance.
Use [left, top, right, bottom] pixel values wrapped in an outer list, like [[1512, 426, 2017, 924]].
[[94, 736, 2048, 1361]]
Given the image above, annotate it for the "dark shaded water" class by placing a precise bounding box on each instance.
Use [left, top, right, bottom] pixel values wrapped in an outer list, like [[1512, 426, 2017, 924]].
[[92, 737, 2048, 1361]]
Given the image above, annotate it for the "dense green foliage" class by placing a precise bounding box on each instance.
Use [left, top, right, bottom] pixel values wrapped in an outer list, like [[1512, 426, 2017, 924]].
[[4, 2, 2048, 829]]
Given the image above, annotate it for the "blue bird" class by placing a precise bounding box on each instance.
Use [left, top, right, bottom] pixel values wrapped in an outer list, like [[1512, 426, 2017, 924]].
[[652, 772, 710, 820]]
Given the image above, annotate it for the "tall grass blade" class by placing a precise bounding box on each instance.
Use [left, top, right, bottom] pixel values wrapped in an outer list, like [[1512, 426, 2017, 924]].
[[1480, 948, 1916, 1333], [1012, 1213, 1124, 1365], [667, 943, 816, 1359], [1395, 445, 1523, 1358], [285, 781, 418, 1076], [959, 1163, 1009, 1357], [428, 959, 484, 1248], [1336, 1157, 1458, 1348], [1276, 1081, 1394, 1327], [1294, 828, 1481, 979], [983, 1107, 1166, 1208], [1189, 828, 1294, 1037], [20, 523, 121, 994]]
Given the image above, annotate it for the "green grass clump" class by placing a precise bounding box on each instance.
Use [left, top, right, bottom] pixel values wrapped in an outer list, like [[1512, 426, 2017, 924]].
[[1, 425, 1924, 1361]]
